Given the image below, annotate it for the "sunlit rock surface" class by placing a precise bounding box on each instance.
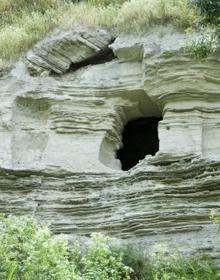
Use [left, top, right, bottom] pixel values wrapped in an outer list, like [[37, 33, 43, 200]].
[[0, 26, 220, 256]]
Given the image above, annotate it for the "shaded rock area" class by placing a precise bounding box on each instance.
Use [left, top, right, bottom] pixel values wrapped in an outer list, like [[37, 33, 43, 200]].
[[0, 26, 220, 257], [117, 117, 161, 170]]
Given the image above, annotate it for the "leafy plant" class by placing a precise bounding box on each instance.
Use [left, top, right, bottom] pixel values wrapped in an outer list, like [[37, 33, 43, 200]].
[[0, 215, 77, 280], [151, 245, 219, 280], [191, 0, 220, 25], [117, 245, 152, 280], [0, 214, 220, 280], [81, 233, 132, 280], [188, 30, 218, 60], [189, 0, 220, 59], [0, 215, 132, 280]]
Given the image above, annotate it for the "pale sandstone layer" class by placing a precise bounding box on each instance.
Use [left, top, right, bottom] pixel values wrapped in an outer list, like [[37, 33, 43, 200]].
[[0, 26, 220, 256]]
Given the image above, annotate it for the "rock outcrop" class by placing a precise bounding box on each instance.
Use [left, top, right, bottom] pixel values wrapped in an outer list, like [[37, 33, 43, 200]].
[[25, 27, 113, 75], [0, 26, 220, 257]]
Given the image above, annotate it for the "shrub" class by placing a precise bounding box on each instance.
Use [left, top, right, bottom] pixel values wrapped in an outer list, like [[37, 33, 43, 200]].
[[188, 30, 218, 60], [151, 249, 219, 280], [191, 0, 220, 25], [119, 245, 152, 280], [0, 214, 220, 280], [188, 0, 220, 59], [0, 215, 132, 280], [81, 233, 132, 280], [0, 215, 77, 280]]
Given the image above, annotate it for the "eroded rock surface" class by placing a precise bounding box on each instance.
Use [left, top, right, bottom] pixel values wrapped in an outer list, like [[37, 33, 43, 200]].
[[26, 27, 113, 75], [1, 26, 220, 256]]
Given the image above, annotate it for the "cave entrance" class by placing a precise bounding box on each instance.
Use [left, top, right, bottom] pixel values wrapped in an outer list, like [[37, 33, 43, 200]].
[[116, 117, 162, 171]]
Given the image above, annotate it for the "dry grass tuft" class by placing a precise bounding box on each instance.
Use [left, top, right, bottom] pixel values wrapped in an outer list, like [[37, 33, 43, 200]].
[[116, 0, 197, 33]]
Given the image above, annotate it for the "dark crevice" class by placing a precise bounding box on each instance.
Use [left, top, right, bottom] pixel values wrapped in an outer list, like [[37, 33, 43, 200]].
[[117, 117, 162, 171], [70, 46, 115, 72]]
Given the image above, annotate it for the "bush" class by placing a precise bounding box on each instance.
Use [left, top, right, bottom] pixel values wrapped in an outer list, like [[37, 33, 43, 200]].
[[188, 0, 220, 59], [0, 215, 220, 280], [0, 215, 77, 280], [0, 215, 131, 280], [81, 233, 132, 280], [191, 0, 220, 25], [188, 30, 218, 60], [118, 245, 152, 280], [151, 249, 219, 280]]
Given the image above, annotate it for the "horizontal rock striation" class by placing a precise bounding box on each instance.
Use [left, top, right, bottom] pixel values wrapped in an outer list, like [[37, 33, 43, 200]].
[[0, 157, 220, 256], [0, 26, 220, 256], [25, 27, 113, 75]]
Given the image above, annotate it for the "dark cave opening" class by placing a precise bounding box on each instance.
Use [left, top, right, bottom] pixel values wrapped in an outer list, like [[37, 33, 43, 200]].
[[70, 47, 115, 72], [116, 117, 162, 171]]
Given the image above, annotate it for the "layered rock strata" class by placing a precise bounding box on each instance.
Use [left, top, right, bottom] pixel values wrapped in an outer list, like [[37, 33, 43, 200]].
[[26, 27, 113, 75], [0, 26, 220, 256]]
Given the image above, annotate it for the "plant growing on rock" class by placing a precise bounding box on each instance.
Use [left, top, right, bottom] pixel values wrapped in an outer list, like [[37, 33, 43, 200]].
[[189, 0, 220, 59], [188, 29, 218, 60]]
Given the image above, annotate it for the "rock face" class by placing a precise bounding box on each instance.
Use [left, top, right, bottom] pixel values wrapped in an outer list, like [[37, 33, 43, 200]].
[[1, 26, 220, 256], [25, 27, 113, 75]]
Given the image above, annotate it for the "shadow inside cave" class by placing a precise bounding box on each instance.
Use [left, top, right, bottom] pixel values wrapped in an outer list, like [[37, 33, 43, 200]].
[[117, 117, 162, 171]]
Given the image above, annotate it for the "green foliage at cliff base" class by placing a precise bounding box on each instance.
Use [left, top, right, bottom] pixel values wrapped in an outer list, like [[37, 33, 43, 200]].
[[0, 215, 219, 280]]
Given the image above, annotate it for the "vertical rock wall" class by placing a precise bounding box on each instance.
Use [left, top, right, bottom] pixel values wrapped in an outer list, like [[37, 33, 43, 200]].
[[0, 26, 220, 256]]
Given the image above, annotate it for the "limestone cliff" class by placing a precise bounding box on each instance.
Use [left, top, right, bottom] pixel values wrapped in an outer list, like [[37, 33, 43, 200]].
[[0, 26, 220, 257]]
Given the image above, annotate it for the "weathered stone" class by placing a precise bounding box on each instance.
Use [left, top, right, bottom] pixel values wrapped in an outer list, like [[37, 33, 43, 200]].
[[25, 27, 113, 75], [142, 31, 220, 160], [0, 26, 220, 257], [110, 35, 144, 61]]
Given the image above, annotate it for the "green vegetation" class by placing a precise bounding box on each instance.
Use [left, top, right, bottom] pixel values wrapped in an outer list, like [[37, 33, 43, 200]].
[[0, 0, 67, 67], [189, 0, 220, 59], [0, 214, 220, 280], [0, 0, 197, 67], [0, 215, 131, 280], [191, 0, 220, 25], [188, 29, 218, 60], [0, 0, 220, 68], [151, 250, 219, 280]]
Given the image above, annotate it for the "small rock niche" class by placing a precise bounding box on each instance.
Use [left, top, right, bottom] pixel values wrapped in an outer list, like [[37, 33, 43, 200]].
[[117, 117, 162, 170]]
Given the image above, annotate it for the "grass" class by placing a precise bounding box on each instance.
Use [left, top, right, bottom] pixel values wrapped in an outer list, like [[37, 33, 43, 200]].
[[116, 0, 197, 33], [0, 0, 66, 66], [0, 0, 199, 68]]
